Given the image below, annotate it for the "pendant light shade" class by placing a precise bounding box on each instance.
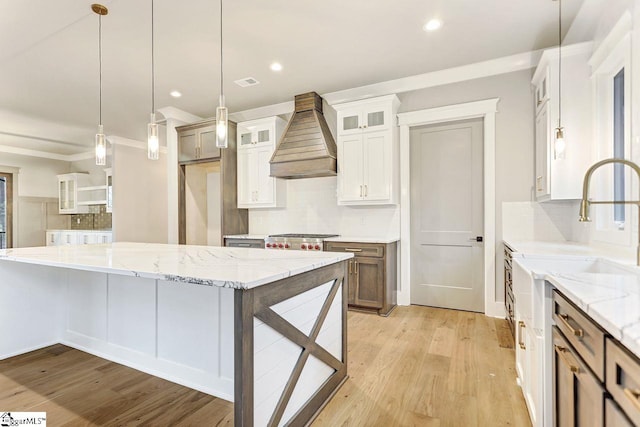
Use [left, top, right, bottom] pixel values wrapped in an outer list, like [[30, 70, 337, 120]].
[[92, 4, 108, 166], [554, 0, 566, 160], [148, 113, 159, 160], [216, 0, 228, 149], [216, 96, 228, 148], [147, 0, 159, 160], [96, 125, 106, 166]]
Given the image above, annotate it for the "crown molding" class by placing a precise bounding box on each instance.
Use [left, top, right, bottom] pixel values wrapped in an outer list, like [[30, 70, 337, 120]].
[[157, 106, 202, 124], [0, 144, 72, 162], [228, 49, 541, 122]]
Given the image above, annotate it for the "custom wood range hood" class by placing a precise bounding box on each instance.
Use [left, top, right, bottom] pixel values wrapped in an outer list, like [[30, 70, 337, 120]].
[[269, 92, 337, 179]]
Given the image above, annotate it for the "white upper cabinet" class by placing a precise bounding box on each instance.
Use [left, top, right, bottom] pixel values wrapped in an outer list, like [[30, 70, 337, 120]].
[[58, 173, 90, 214], [333, 94, 400, 205], [532, 42, 593, 201], [337, 103, 391, 136], [236, 116, 287, 208], [105, 168, 113, 213]]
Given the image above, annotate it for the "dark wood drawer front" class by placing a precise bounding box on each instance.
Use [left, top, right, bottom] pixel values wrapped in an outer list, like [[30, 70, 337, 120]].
[[605, 398, 634, 427], [224, 238, 265, 249], [324, 242, 384, 258], [553, 290, 605, 382], [553, 327, 605, 427], [606, 338, 640, 426]]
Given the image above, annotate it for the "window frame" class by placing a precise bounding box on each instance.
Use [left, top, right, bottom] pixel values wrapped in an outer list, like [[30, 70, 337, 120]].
[[590, 32, 632, 247]]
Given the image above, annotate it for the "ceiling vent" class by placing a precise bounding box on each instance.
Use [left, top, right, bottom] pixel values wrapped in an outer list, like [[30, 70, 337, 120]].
[[234, 77, 260, 87]]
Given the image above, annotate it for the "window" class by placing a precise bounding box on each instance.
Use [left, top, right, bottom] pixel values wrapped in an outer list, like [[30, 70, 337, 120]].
[[590, 25, 632, 246], [0, 177, 5, 248], [0, 173, 12, 249], [613, 68, 625, 226]]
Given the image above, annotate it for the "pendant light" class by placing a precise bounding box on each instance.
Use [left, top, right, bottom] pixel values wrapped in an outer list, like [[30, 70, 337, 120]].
[[216, 0, 228, 149], [92, 4, 108, 166], [554, 0, 566, 159], [147, 0, 159, 160]]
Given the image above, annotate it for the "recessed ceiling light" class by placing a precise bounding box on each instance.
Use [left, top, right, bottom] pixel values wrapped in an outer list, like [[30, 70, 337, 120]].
[[270, 62, 283, 72], [170, 90, 182, 98], [423, 19, 442, 32]]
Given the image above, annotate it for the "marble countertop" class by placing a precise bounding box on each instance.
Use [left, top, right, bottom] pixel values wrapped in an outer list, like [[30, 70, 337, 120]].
[[0, 242, 353, 290], [324, 236, 399, 244], [508, 239, 640, 358], [47, 229, 113, 232], [505, 239, 638, 266], [546, 273, 640, 358], [223, 234, 267, 240]]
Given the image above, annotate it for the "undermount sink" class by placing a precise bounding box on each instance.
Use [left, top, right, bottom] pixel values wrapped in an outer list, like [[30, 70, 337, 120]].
[[515, 256, 637, 278]]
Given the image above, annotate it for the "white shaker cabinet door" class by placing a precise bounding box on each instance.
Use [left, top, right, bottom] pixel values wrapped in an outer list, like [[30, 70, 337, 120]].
[[256, 146, 275, 205], [362, 130, 391, 202], [338, 134, 364, 202], [237, 149, 253, 207]]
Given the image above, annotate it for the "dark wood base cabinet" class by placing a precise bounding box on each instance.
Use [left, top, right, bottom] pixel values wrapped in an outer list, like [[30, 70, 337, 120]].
[[552, 290, 640, 427], [553, 326, 604, 426], [324, 241, 397, 316]]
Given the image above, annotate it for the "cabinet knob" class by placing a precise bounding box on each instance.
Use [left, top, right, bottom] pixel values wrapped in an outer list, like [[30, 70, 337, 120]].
[[363, 124, 368, 128]]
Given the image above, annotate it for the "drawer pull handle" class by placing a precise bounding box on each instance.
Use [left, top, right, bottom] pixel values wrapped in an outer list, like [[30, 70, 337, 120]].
[[558, 313, 584, 338], [624, 388, 640, 411], [518, 321, 526, 350], [555, 345, 580, 373], [345, 248, 363, 252]]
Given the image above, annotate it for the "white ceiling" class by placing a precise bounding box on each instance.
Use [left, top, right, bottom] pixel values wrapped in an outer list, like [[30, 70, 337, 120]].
[[0, 0, 588, 155]]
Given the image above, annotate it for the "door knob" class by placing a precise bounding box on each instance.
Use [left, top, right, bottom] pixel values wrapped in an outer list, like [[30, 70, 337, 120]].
[[468, 236, 483, 242]]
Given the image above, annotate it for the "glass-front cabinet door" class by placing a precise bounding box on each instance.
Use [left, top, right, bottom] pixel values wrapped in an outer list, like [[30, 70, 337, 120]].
[[338, 108, 362, 135], [365, 108, 386, 131], [238, 124, 273, 148], [67, 179, 76, 211], [59, 180, 68, 211]]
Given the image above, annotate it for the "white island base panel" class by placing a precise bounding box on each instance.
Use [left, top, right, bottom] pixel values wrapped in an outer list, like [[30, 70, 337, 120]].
[[0, 259, 346, 426], [1, 261, 236, 400]]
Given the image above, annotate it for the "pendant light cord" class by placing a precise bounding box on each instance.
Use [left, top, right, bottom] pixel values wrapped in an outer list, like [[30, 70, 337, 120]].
[[220, 0, 224, 101], [558, 0, 562, 128], [151, 0, 155, 114], [99, 13, 103, 127]]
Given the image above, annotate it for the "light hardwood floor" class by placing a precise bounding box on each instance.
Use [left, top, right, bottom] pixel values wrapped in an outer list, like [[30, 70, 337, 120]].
[[0, 306, 530, 426]]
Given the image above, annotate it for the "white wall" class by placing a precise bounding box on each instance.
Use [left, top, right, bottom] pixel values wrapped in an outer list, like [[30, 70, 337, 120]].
[[69, 156, 111, 187], [0, 152, 69, 198], [0, 152, 71, 247], [112, 142, 168, 244], [398, 70, 534, 302], [249, 177, 400, 238]]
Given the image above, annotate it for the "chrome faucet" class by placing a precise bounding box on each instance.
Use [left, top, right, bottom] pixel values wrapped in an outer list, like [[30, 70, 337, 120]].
[[579, 158, 640, 266]]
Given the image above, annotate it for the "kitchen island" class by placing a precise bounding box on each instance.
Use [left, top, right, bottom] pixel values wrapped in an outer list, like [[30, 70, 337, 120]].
[[0, 242, 352, 426]]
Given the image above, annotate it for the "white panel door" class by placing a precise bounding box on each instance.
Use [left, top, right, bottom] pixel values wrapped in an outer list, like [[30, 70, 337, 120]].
[[338, 135, 364, 201], [363, 130, 390, 201], [410, 119, 484, 312]]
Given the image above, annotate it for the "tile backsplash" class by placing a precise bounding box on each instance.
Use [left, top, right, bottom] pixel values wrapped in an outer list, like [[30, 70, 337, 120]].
[[70, 205, 112, 230], [502, 201, 586, 243]]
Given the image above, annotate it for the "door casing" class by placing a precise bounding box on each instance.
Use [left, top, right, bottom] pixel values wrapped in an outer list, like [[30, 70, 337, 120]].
[[397, 98, 501, 317]]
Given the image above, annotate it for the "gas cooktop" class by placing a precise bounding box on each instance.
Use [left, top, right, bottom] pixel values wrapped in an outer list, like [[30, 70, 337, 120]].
[[264, 234, 339, 251], [268, 233, 339, 239]]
